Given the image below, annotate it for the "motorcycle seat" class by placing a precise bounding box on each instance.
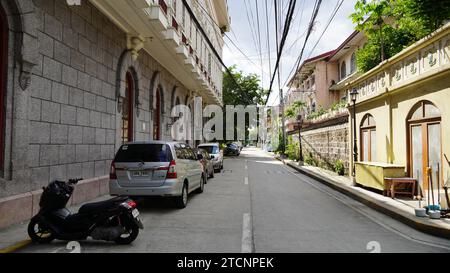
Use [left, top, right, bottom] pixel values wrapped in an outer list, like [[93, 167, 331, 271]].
[[78, 196, 129, 214]]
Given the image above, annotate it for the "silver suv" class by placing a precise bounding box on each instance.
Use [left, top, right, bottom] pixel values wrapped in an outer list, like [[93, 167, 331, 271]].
[[109, 141, 205, 208]]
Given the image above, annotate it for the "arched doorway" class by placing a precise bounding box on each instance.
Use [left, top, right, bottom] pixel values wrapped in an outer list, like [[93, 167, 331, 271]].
[[121, 72, 134, 143], [0, 5, 8, 171], [407, 101, 441, 198], [153, 87, 162, 140]]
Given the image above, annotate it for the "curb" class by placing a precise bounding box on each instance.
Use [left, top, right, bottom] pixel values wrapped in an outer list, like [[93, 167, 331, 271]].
[[275, 157, 450, 239], [0, 239, 31, 254]]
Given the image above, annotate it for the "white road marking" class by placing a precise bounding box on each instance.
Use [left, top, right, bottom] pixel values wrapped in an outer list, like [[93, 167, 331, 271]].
[[244, 177, 248, 185], [279, 163, 450, 251], [241, 213, 253, 253]]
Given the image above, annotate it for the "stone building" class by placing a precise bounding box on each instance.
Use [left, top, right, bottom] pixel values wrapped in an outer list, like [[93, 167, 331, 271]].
[[0, 0, 229, 228]]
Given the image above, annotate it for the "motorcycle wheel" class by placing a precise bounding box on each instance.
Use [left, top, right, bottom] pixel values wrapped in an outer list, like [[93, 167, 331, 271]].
[[115, 224, 139, 245], [27, 218, 55, 244]]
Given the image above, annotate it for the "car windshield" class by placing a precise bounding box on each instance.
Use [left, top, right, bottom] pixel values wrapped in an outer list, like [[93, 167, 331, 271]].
[[114, 144, 173, 162], [199, 145, 219, 154]]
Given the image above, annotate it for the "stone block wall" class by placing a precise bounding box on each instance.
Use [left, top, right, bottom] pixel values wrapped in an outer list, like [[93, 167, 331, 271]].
[[0, 0, 192, 200], [300, 123, 349, 174]]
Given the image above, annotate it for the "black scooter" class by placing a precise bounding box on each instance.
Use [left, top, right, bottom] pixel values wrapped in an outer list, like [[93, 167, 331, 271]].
[[28, 179, 143, 245]]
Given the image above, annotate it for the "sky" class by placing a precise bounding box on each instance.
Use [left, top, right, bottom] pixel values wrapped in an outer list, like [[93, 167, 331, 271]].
[[222, 0, 358, 106]]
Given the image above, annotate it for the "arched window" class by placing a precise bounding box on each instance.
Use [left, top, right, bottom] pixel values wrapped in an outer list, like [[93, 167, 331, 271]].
[[360, 114, 376, 162], [350, 52, 357, 73], [153, 87, 162, 140], [340, 61, 347, 80], [0, 5, 8, 172], [121, 72, 134, 143]]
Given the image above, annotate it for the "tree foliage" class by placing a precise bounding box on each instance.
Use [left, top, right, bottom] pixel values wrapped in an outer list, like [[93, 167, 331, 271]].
[[351, 0, 450, 72], [222, 65, 267, 106]]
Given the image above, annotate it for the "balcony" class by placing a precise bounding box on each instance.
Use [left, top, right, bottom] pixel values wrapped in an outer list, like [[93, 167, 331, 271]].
[[144, 0, 169, 31], [90, 0, 225, 105]]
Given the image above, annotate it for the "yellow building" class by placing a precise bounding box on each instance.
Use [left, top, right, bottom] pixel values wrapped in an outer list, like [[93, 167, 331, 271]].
[[346, 22, 450, 207]]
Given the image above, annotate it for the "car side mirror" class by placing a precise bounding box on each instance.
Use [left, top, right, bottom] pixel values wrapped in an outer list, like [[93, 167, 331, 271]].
[[197, 154, 204, 161]]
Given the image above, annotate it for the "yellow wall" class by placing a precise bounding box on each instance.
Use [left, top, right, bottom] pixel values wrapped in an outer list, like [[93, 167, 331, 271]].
[[353, 70, 450, 188]]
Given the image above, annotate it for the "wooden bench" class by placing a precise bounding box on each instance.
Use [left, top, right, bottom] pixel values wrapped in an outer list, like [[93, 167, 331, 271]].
[[384, 177, 417, 199]]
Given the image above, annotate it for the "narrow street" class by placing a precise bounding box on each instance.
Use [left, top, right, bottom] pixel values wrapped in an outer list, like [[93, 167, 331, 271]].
[[18, 148, 450, 253]]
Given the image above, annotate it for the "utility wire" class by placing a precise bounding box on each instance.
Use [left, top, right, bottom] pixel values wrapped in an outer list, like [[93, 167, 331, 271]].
[[265, 0, 298, 105], [282, 0, 323, 88]]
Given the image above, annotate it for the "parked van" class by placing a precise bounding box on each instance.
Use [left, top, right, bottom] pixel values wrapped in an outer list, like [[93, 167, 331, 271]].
[[109, 141, 205, 208]]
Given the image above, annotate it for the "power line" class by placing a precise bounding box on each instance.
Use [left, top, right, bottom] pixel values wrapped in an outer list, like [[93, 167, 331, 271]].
[[265, 0, 298, 105], [282, 0, 323, 89], [306, 0, 344, 59]]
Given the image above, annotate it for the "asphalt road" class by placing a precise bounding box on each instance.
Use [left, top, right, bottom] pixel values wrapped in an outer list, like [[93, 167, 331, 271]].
[[19, 148, 450, 253]]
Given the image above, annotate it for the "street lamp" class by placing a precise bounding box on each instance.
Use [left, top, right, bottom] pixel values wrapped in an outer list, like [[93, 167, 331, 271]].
[[350, 88, 359, 177], [297, 114, 304, 164]]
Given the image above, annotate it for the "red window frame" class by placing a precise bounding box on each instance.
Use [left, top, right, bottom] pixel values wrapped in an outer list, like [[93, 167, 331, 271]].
[[153, 88, 161, 140], [0, 6, 8, 171], [121, 72, 134, 143]]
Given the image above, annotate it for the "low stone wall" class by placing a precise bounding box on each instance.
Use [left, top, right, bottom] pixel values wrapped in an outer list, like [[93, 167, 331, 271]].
[[0, 176, 109, 230], [292, 118, 349, 174]]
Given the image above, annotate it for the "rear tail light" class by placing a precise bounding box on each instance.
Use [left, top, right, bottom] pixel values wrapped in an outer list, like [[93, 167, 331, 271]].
[[166, 160, 177, 179], [110, 161, 117, 179], [127, 200, 137, 209]]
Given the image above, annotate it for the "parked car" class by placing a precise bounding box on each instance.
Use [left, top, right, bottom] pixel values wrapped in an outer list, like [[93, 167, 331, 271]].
[[197, 143, 223, 172], [224, 143, 240, 156], [194, 148, 215, 180], [109, 141, 206, 209]]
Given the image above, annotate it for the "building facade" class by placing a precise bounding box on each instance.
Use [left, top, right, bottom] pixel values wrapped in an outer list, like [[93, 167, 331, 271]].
[[348, 23, 450, 206], [0, 0, 229, 228]]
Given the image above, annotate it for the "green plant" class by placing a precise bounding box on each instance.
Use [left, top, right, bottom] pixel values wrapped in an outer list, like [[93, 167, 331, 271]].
[[304, 153, 315, 166], [306, 107, 327, 120], [286, 137, 300, 161], [330, 100, 347, 112], [334, 160, 345, 176], [285, 101, 306, 119]]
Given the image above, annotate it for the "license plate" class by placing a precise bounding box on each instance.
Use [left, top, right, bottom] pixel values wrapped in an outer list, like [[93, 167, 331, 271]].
[[132, 171, 149, 177], [132, 209, 139, 218]]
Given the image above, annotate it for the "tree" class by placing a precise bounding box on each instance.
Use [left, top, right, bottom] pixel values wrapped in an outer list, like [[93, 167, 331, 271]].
[[351, 0, 450, 72], [223, 65, 267, 106], [222, 65, 268, 143]]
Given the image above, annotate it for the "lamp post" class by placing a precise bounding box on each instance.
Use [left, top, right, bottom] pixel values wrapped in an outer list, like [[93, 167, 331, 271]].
[[297, 114, 304, 164], [350, 88, 359, 177]]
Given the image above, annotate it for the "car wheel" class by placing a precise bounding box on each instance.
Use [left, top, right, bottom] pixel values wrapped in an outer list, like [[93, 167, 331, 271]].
[[196, 175, 205, 194], [174, 183, 188, 209]]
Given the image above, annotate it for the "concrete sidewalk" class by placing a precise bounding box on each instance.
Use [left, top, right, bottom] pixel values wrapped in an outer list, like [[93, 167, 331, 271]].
[[276, 157, 450, 239], [0, 195, 110, 253]]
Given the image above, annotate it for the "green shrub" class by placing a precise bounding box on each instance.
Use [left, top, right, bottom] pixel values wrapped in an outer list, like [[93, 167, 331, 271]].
[[334, 160, 345, 176], [304, 153, 315, 166]]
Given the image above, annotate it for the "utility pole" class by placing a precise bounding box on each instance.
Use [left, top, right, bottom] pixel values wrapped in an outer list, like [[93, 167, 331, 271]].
[[280, 88, 286, 156]]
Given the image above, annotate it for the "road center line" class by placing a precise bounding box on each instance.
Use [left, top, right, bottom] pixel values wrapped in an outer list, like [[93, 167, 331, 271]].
[[241, 213, 253, 253]]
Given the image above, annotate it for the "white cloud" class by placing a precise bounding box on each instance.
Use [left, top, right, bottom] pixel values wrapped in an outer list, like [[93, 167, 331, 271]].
[[224, 0, 358, 105]]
